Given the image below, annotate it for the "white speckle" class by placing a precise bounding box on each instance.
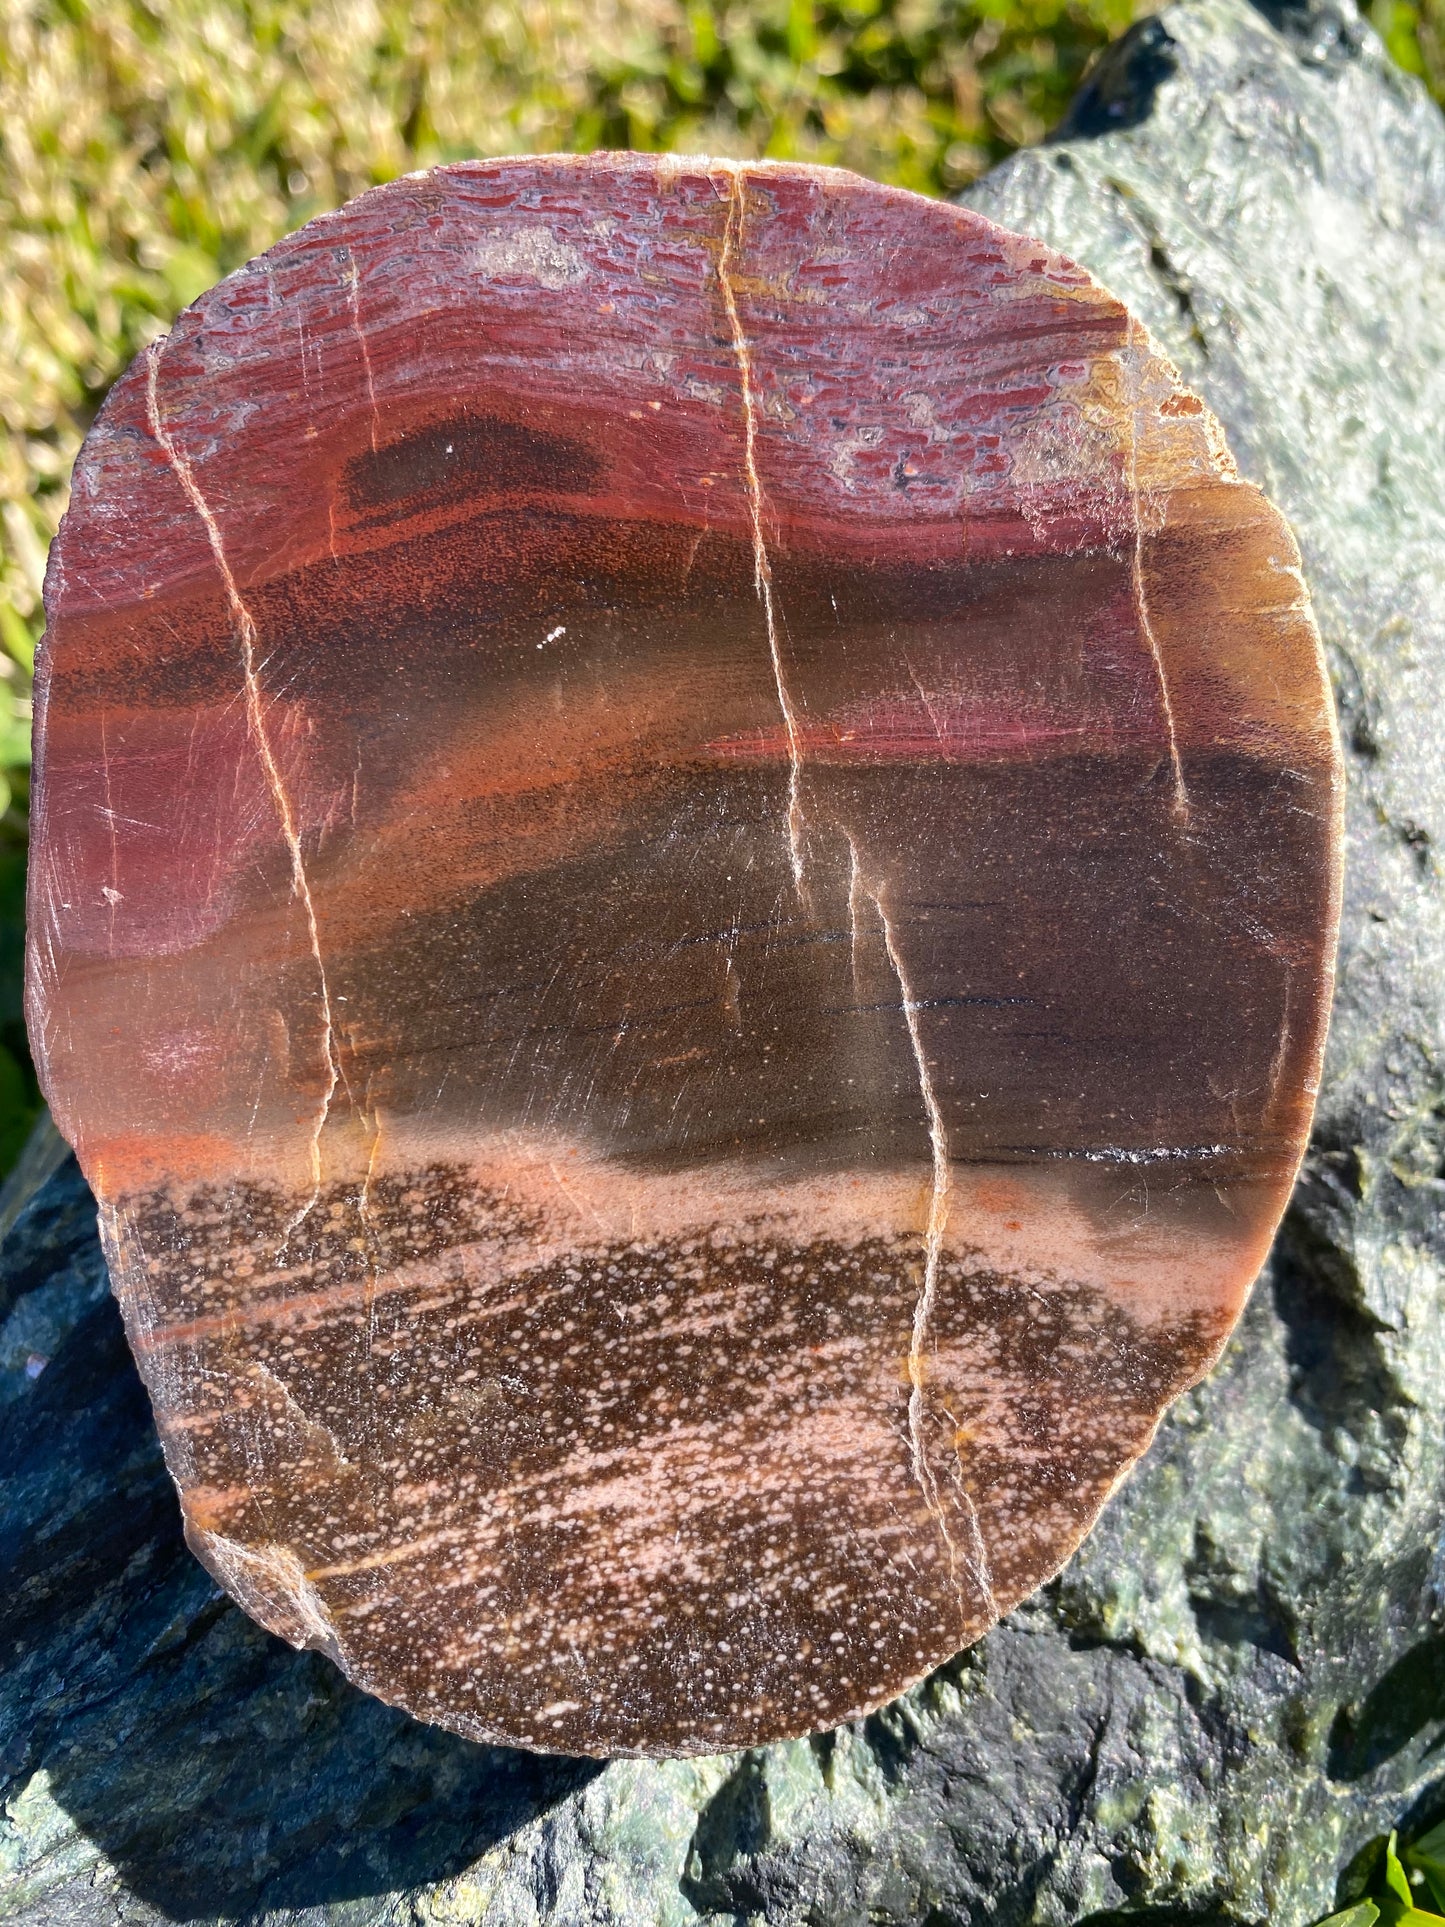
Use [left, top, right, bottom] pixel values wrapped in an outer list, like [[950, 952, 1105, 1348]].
[[100, 885, 122, 905], [474, 226, 587, 291], [24, 1352, 48, 1380]]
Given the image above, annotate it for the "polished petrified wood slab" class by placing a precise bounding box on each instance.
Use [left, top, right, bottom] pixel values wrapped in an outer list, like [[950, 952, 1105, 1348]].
[[28, 155, 1342, 1757]]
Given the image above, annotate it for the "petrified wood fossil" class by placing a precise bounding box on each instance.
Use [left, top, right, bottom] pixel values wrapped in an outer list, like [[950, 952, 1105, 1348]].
[[26, 155, 1342, 1758]]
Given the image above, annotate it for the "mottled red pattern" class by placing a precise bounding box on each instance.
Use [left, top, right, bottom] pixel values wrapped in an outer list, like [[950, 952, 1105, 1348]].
[[27, 156, 1342, 1756]]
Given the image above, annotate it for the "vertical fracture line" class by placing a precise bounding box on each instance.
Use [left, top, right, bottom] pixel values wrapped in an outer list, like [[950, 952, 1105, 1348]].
[[1124, 340, 1189, 822], [866, 871, 997, 1631], [716, 165, 808, 890], [846, 837, 865, 993], [145, 344, 340, 1213]]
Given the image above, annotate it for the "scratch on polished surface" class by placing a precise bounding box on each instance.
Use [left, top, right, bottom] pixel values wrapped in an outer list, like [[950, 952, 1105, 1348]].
[[344, 250, 380, 455]]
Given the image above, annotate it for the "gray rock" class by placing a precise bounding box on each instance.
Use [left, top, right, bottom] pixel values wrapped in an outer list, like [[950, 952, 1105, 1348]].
[[3, 2, 1443, 1918]]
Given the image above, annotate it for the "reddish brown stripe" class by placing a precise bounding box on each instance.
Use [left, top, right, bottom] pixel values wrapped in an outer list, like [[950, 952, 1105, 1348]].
[[29, 155, 1341, 1757]]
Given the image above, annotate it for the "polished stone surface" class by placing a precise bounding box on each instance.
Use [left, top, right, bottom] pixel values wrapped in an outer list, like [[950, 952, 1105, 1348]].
[[28, 154, 1340, 1756]]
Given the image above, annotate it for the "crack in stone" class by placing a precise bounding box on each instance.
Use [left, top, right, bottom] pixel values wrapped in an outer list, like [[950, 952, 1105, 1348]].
[[145, 342, 341, 1225], [847, 836, 866, 992], [1123, 334, 1190, 823], [861, 859, 996, 1635], [716, 165, 808, 892], [1101, 174, 1210, 364], [939, 1397, 998, 1632]]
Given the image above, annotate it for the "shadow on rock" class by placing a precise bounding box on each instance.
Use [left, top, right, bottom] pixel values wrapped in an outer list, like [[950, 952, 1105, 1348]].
[[1051, 16, 1179, 139], [1074, 1912, 1256, 1927], [0, 1160, 601, 1920], [1329, 1634, 1445, 1782]]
